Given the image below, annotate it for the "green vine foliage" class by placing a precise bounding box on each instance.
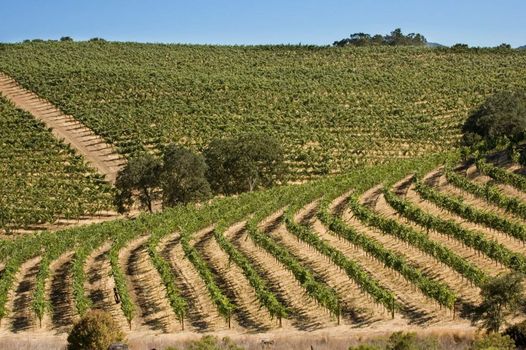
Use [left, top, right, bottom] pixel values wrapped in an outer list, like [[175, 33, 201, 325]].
[[352, 193, 488, 287], [445, 168, 526, 221], [385, 186, 526, 274], [317, 206, 456, 309]]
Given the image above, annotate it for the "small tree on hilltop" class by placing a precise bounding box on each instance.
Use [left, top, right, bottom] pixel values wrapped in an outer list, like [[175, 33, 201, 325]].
[[204, 133, 286, 195], [462, 90, 526, 150], [160, 144, 211, 207], [114, 153, 162, 213], [475, 273, 525, 333]]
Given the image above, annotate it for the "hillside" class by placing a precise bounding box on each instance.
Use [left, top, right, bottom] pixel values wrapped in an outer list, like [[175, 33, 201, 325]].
[[2, 42, 526, 181], [0, 95, 113, 231], [2, 151, 526, 348]]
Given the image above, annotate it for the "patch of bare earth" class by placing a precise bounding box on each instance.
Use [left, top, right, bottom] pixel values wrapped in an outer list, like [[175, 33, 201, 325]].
[[4, 257, 41, 333], [46, 252, 78, 334]]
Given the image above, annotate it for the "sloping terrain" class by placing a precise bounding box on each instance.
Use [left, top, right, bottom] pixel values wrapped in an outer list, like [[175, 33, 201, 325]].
[[2, 43, 526, 179], [0, 153, 524, 346]]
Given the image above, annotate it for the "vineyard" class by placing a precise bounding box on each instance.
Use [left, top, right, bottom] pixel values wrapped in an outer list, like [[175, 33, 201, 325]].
[[1, 42, 526, 180], [0, 96, 113, 231], [1, 151, 526, 342]]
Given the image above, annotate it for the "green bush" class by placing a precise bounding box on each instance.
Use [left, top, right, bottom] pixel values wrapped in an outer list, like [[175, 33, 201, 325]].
[[470, 333, 515, 350], [67, 310, 124, 350], [164, 336, 244, 350], [385, 332, 438, 350], [348, 345, 382, 350]]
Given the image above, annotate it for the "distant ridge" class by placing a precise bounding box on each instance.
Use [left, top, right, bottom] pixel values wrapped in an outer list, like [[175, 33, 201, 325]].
[[518, 45, 526, 50], [427, 42, 445, 48]]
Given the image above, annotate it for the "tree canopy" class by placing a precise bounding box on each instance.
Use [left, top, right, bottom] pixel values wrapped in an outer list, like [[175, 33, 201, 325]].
[[114, 153, 162, 213], [204, 133, 286, 195], [114, 145, 211, 213], [475, 273, 525, 333], [333, 28, 427, 47], [462, 90, 526, 149], [161, 144, 211, 207]]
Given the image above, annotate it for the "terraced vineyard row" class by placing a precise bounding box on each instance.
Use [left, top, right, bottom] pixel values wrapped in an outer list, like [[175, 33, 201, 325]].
[[0, 96, 114, 231], [2, 43, 526, 180], [1, 154, 526, 335]]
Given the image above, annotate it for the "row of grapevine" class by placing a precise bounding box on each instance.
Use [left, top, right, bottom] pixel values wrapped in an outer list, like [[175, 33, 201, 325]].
[[213, 229, 287, 325], [146, 237, 187, 329], [316, 206, 456, 309], [384, 189, 526, 274], [349, 194, 488, 286], [245, 222, 342, 322], [445, 168, 526, 220], [0, 96, 113, 231], [4, 43, 521, 180], [109, 239, 136, 328], [476, 159, 526, 192], [283, 212, 398, 314], [179, 234, 236, 328], [71, 246, 93, 317], [414, 180, 526, 244]]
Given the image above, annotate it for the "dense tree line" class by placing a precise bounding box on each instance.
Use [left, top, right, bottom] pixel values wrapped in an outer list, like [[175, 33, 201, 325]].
[[114, 133, 286, 213], [333, 28, 427, 47]]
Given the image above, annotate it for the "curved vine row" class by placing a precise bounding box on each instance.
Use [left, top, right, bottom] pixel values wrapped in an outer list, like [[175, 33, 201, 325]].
[[180, 234, 236, 327], [384, 188, 526, 274], [146, 237, 187, 330], [476, 159, 526, 192], [316, 206, 456, 309], [213, 229, 287, 325], [350, 194, 488, 286], [109, 239, 135, 328], [445, 168, 526, 220], [415, 180, 526, 244]]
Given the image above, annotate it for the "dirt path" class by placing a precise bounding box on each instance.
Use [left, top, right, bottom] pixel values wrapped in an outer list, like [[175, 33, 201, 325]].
[[195, 224, 276, 331], [0, 72, 124, 183], [159, 230, 229, 332], [46, 252, 77, 334], [83, 243, 128, 330], [229, 212, 334, 331], [119, 235, 180, 333], [4, 257, 41, 333]]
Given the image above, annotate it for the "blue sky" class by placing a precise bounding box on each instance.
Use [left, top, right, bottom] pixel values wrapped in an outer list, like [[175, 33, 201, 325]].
[[1, 0, 525, 47]]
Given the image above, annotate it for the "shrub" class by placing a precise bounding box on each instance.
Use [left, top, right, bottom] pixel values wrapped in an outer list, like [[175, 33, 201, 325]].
[[348, 345, 382, 350], [67, 310, 124, 350], [164, 336, 244, 350], [385, 332, 438, 350], [470, 333, 515, 350]]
